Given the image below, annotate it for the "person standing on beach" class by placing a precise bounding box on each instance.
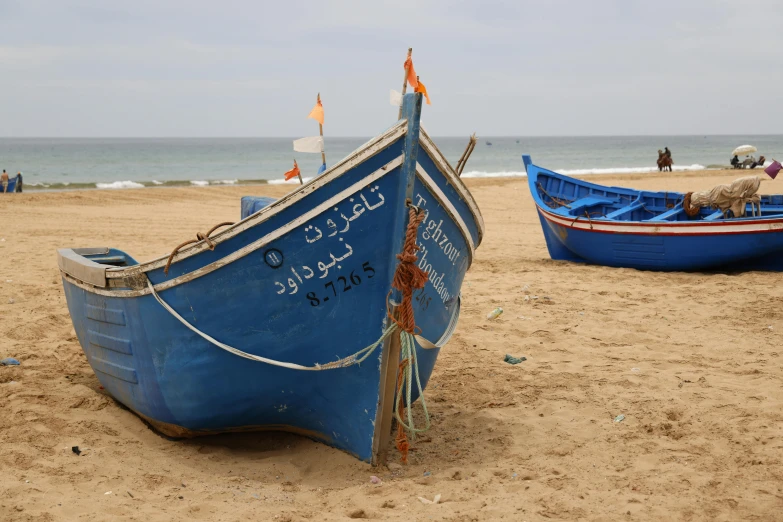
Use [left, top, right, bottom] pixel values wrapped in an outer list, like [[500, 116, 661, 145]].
[[15, 172, 22, 193], [1, 170, 8, 193]]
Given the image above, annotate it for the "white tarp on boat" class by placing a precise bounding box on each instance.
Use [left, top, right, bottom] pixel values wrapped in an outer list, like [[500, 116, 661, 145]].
[[689, 176, 762, 217]]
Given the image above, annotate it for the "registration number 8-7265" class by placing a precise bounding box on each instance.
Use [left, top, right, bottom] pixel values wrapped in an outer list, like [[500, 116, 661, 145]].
[[306, 261, 376, 307]]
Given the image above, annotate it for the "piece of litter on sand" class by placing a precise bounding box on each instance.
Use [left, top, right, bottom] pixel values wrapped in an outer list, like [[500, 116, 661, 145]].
[[614, 414, 625, 423], [370, 476, 381, 484], [104, 491, 112, 495], [524, 295, 530, 302], [766, 325, 773, 331], [7, 298, 14, 304], [631, 368, 640, 373], [0, 358, 20, 366], [71, 446, 81, 455], [486, 307, 503, 320], [418, 494, 441, 505], [423, 471, 431, 477], [504, 354, 527, 365], [5, 279, 11, 283]]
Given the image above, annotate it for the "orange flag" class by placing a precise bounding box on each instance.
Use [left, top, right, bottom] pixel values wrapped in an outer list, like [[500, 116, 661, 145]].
[[415, 80, 431, 105], [308, 99, 324, 126], [284, 160, 300, 181], [404, 57, 418, 90]]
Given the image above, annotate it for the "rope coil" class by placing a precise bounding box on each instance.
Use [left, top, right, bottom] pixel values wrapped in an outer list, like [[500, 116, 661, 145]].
[[683, 193, 701, 218]]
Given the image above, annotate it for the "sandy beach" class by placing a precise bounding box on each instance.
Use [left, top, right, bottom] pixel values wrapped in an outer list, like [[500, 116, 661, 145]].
[[2, 168, 782, 521]]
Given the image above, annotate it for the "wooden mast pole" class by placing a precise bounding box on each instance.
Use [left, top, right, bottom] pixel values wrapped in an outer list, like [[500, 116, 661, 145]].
[[317, 93, 326, 170], [455, 133, 478, 176], [375, 47, 414, 466], [295, 158, 303, 185], [398, 48, 412, 119]]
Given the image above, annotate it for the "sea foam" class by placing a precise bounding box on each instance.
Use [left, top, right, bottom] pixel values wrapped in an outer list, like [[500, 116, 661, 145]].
[[268, 177, 314, 185], [462, 164, 706, 178], [95, 180, 145, 189]]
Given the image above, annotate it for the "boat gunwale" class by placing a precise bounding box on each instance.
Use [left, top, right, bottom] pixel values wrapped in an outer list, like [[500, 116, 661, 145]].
[[528, 162, 783, 229], [418, 128, 485, 245], [62, 155, 405, 297], [537, 205, 783, 235], [102, 120, 409, 280], [61, 154, 480, 297]]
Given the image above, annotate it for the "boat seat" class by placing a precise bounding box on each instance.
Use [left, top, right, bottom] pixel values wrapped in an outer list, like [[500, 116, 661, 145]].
[[603, 202, 645, 220], [703, 210, 725, 221], [648, 205, 685, 221], [86, 256, 128, 266], [241, 196, 277, 220], [567, 195, 617, 215]]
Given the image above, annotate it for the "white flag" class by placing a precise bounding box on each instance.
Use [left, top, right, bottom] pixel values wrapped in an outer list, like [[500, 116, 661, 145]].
[[390, 89, 402, 107], [293, 136, 324, 154]]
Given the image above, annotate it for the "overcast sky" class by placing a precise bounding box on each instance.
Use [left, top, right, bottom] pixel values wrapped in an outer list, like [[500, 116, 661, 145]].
[[1, 0, 781, 137]]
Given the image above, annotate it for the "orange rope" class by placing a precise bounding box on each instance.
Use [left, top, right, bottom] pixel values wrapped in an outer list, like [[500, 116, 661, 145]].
[[389, 207, 429, 333], [389, 206, 428, 463]]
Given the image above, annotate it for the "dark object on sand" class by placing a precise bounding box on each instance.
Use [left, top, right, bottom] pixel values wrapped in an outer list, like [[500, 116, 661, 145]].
[[504, 354, 527, 364]]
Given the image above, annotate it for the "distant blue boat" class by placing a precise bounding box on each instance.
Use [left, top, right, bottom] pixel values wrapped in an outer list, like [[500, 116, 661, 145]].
[[57, 93, 484, 463], [524, 154, 783, 271], [2, 177, 17, 193]]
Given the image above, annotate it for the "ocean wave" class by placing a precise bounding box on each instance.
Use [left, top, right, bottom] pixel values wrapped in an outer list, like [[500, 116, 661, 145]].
[[268, 177, 313, 185], [211, 179, 239, 185], [190, 180, 209, 186], [95, 180, 145, 189], [151, 180, 164, 185], [461, 171, 527, 178], [558, 164, 706, 175], [462, 164, 707, 178]]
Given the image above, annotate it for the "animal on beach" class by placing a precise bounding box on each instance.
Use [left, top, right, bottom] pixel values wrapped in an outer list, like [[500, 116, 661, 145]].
[[657, 150, 673, 172]]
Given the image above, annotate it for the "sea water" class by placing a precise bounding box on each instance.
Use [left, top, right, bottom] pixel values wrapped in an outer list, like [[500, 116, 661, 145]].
[[0, 135, 779, 191]]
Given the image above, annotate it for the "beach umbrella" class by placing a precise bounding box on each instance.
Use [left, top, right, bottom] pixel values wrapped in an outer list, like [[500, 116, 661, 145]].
[[732, 145, 757, 156]]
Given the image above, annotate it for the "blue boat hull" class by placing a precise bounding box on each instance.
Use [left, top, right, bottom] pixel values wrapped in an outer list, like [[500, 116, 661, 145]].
[[526, 154, 783, 272], [58, 94, 484, 462], [2, 177, 17, 193]]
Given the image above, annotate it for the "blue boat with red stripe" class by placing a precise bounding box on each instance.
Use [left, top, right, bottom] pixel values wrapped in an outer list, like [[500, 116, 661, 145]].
[[524, 154, 783, 271]]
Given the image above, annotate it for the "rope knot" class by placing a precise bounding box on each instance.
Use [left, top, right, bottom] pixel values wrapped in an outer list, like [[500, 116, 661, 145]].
[[164, 221, 234, 275], [196, 232, 216, 250]]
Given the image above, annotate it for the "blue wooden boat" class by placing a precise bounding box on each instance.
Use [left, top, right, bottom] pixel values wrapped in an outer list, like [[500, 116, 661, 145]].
[[2, 176, 17, 193], [524, 154, 783, 271], [57, 93, 484, 463]]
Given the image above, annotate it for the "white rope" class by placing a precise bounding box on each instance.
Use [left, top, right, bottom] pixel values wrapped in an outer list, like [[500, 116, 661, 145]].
[[146, 277, 394, 371]]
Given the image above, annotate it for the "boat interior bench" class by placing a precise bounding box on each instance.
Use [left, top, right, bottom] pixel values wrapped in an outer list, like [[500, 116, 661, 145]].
[[648, 205, 685, 221], [603, 200, 645, 220], [565, 195, 618, 215]]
